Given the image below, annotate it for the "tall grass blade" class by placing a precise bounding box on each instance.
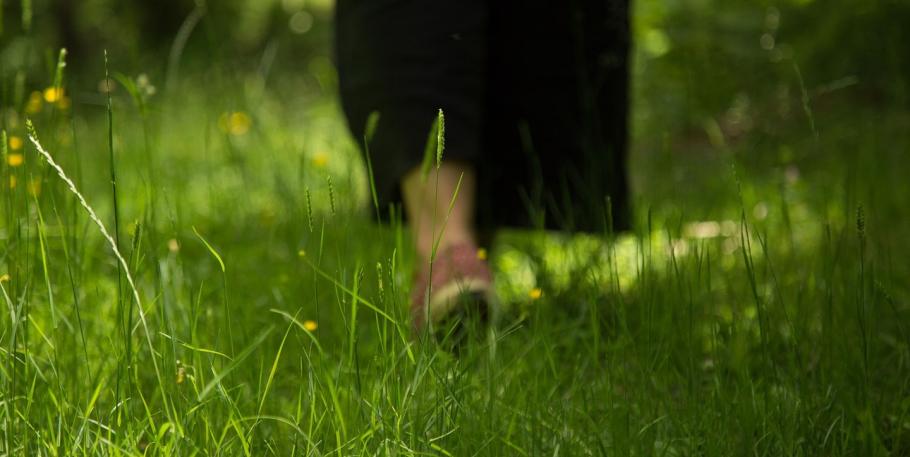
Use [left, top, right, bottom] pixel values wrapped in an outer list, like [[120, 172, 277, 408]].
[[25, 120, 168, 414]]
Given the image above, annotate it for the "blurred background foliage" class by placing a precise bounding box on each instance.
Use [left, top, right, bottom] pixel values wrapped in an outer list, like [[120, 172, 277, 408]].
[[2, 0, 335, 90], [3, 0, 908, 143], [2, 0, 908, 264], [3, 0, 907, 110], [633, 0, 909, 146], [3, 0, 908, 111]]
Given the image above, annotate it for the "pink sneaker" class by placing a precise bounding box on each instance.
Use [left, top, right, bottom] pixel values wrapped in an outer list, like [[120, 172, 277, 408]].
[[410, 243, 494, 335]]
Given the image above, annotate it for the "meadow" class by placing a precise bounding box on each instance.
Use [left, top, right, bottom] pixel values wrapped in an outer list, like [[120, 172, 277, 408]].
[[2, 1, 910, 455]]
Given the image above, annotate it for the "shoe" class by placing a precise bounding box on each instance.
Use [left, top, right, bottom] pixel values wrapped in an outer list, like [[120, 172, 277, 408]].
[[410, 243, 494, 336]]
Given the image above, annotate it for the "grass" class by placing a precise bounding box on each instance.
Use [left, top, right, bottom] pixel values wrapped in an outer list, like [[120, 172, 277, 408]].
[[2, 23, 910, 457]]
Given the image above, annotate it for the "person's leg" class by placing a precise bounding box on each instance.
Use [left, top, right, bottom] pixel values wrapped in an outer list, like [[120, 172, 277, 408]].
[[403, 161, 494, 333], [335, 0, 493, 333], [335, 0, 488, 224], [401, 162, 477, 264], [477, 0, 631, 233]]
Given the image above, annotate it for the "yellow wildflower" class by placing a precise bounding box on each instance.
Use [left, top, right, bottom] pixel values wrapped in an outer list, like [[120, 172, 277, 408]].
[[7, 154, 24, 167], [219, 111, 252, 136], [43, 87, 64, 103], [8, 136, 23, 151], [168, 239, 180, 253], [476, 248, 487, 260], [25, 91, 43, 114], [9, 176, 17, 189], [298, 249, 306, 257], [312, 151, 328, 168], [529, 287, 543, 300], [303, 320, 318, 331], [0, 274, 10, 283], [230, 112, 251, 135]]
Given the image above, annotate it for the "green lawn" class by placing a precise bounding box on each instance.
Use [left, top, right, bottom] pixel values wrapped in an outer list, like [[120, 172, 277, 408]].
[[2, 33, 910, 457]]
